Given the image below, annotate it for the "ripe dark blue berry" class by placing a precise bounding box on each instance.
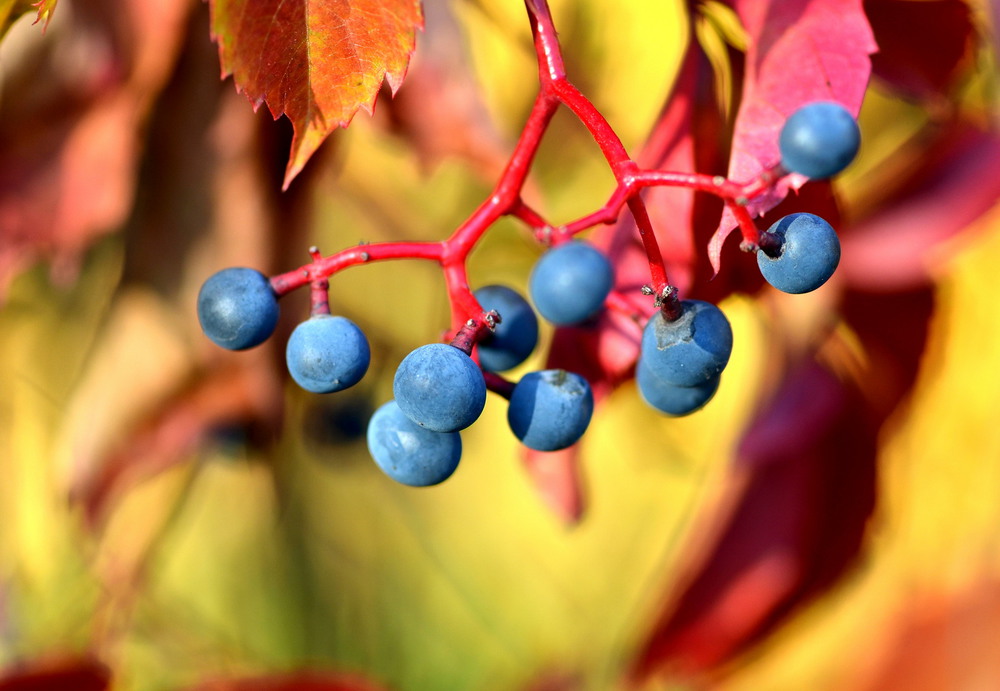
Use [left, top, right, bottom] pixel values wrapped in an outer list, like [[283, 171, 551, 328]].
[[639, 300, 733, 387], [367, 400, 461, 487], [393, 343, 487, 432], [779, 101, 860, 179], [757, 212, 841, 294], [507, 369, 594, 451], [285, 315, 371, 393], [474, 284, 539, 372], [529, 240, 614, 326], [197, 267, 280, 350], [636, 361, 720, 416]]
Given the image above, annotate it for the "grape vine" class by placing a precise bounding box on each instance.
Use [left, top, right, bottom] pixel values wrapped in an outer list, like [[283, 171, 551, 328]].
[[198, 0, 857, 485]]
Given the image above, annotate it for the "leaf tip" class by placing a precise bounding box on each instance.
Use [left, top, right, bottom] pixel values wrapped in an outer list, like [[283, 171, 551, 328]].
[[707, 224, 731, 278], [30, 0, 57, 31], [523, 446, 586, 525]]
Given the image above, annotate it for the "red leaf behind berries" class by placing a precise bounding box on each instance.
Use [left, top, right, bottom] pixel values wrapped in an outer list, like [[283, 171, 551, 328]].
[[865, 0, 974, 101], [841, 126, 1000, 291], [630, 359, 879, 680], [630, 283, 936, 682], [708, 0, 876, 273], [185, 671, 387, 691], [0, 656, 110, 691]]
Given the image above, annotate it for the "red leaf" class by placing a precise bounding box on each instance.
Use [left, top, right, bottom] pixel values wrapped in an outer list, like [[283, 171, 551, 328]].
[[209, 0, 424, 189], [72, 362, 282, 528], [521, 446, 585, 525], [840, 126, 1000, 291], [186, 671, 387, 691], [631, 283, 935, 681], [0, 0, 189, 294], [866, 0, 974, 101], [630, 359, 879, 680], [708, 0, 876, 273], [0, 656, 110, 691]]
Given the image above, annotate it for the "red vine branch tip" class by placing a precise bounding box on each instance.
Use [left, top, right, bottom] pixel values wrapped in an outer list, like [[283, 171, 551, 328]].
[[448, 311, 500, 356]]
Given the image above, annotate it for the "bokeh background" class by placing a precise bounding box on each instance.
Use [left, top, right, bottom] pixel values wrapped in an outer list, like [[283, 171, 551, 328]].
[[2, 0, 1000, 689]]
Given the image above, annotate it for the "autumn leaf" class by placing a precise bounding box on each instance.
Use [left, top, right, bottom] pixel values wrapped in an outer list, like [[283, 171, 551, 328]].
[[707, 0, 876, 273], [32, 0, 56, 28], [0, 0, 56, 39], [209, 0, 424, 189], [865, 0, 974, 101], [4, 1, 1000, 690], [0, 0, 189, 295], [185, 671, 387, 691], [631, 358, 881, 680], [0, 656, 110, 691], [840, 125, 1000, 291]]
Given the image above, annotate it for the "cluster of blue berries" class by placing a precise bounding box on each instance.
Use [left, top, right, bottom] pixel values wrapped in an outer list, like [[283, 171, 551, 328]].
[[371, 274, 600, 487], [196, 101, 858, 487]]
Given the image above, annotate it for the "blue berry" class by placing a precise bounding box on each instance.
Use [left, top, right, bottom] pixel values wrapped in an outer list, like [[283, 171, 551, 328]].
[[197, 267, 279, 350], [779, 101, 860, 179], [393, 343, 486, 432], [507, 369, 594, 451], [367, 400, 461, 487], [529, 240, 614, 326], [474, 285, 539, 372], [639, 300, 732, 387], [757, 212, 841, 294], [285, 315, 371, 393], [636, 361, 720, 416]]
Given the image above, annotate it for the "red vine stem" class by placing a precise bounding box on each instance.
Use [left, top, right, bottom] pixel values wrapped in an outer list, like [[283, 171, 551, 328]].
[[270, 0, 783, 337]]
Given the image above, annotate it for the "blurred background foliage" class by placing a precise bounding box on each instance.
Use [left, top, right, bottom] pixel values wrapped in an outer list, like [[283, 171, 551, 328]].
[[1, 0, 1000, 689]]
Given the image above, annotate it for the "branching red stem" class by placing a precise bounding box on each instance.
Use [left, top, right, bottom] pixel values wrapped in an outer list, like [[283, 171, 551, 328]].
[[272, 0, 784, 333]]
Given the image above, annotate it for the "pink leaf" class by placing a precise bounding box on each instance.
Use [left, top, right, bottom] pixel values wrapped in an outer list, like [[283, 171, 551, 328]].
[[708, 0, 876, 273], [521, 446, 585, 525], [630, 359, 878, 680], [840, 126, 1000, 291]]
